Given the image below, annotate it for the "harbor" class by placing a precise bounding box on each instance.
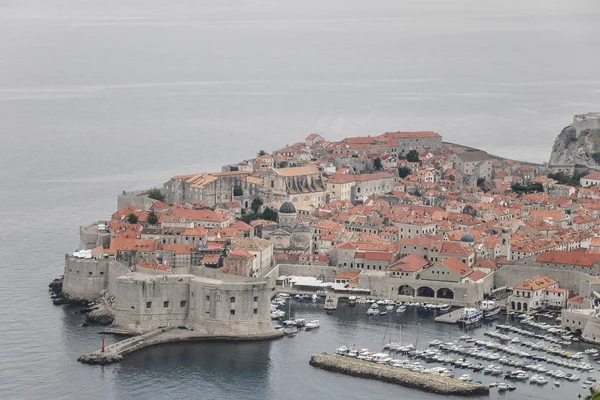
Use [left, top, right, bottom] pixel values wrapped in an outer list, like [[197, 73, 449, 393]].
[[268, 296, 600, 398]]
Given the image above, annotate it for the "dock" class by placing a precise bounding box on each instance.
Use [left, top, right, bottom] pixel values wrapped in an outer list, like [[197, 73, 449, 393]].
[[310, 353, 489, 396], [435, 308, 465, 324]]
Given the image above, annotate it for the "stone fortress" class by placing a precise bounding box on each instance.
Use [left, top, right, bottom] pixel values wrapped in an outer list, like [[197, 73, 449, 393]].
[[63, 228, 278, 338]]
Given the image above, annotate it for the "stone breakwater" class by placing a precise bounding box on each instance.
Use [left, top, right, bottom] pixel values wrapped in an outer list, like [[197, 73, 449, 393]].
[[79, 328, 284, 365], [309, 353, 489, 396]]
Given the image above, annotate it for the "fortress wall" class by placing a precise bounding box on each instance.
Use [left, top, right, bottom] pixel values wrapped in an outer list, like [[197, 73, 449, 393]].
[[112, 271, 275, 335], [112, 274, 193, 332], [188, 278, 273, 336], [107, 261, 132, 295], [62, 255, 109, 300], [494, 264, 593, 293]]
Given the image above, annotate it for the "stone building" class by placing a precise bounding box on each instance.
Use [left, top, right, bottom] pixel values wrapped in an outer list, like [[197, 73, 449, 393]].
[[260, 166, 326, 208], [163, 171, 262, 208], [508, 276, 566, 312], [380, 131, 442, 154], [452, 151, 492, 182], [229, 237, 273, 278], [260, 202, 313, 255]]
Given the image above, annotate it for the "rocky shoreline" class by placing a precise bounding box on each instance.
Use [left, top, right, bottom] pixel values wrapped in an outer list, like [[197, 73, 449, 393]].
[[48, 276, 114, 326], [309, 353, 489, 396]]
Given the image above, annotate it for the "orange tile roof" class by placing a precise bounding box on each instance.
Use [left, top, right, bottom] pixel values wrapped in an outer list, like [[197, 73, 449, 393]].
[[470, 270, 487, 281], [388, 254, 428, 272], [514, 276, 557, 291], [438, 258, 473, 277], [536, 250, 600, 267]]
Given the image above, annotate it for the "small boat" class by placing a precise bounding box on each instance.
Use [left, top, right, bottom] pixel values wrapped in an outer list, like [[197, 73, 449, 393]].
[[429, 340, 443, 346], [438, 304, 451, 312], [370, 303, 379, 309], [283, 326, 298, 336], [459, 335, 471, 341], [481, 300, 502, 319], [497, 382, 508, 391], [348, 296, 357, 307], [458, 374, 472, 382], [311, 294, 317, 302], [506, 384, 516, 391], [554, 380, 560, 387], [379, 311, 387, 316], [458, 308, 483, 326], [488, 382, 498, 387], [536, 376, 548, 385], [305, 320, 320, 330], [396, 306, 406, 313], [324, 296, 337, 311], [386, 305, 394, 312], [367, 308, 379, 315]]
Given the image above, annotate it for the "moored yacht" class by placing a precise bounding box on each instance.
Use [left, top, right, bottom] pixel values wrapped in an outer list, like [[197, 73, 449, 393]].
[[458, 308, 483, 326]]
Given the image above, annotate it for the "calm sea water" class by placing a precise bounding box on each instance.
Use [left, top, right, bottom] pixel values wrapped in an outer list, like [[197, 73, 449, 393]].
[[1, 1, 600, 399]]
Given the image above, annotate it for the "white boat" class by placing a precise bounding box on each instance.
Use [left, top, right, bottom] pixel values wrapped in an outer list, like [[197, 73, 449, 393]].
[[396, 306, 406, 313], [459, 335, 471, 341], [481, 300, 501, 319], [458, 374, 472, 382], [497, 382, 508, 391], [438, 304, 451, 312], [429, 340, 442, 346], [386, 305, 394, 311], [324, 296, 337, 311], [488, 382, 498, 387], [370, 303, 379, 309], [379, 311, 387, 316], [536, 376, 548, 385], [312, 294, 317, 302], [367, 308, 379, 315], [305, 320, 320, 330], [458, 308, 483, 326], [554, 380, 560, 387], [348, 296, 357, 307]]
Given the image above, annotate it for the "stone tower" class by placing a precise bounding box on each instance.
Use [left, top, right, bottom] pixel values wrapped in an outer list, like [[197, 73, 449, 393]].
[[498, 228, 511, 261], [278, 201, 297, 228]]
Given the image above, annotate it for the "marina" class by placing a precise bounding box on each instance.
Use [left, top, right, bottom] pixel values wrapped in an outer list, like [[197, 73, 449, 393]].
[[272, 296, 600, 399]]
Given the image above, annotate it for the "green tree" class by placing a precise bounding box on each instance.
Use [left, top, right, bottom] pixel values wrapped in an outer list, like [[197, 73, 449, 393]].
[[147, 210, 158, 225], [251, 198, 264, 213], [257, 150, 267, 157], [126, 213, 138, 224], [145, 188, 165, 203], [406, 150, 420, 163], [398, 166, 412, 178], [373, 157, 383, 171], [262, 207, 278, 222]]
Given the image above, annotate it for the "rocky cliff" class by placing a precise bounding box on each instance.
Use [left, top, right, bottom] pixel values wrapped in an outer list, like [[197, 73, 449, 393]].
[[549, 124, 600, 166]]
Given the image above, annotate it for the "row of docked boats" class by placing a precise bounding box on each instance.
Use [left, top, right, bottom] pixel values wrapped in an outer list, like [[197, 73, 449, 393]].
[[496, 323, 580, 346], [277, 318, 320, 336], [365, 301, 451, 316]]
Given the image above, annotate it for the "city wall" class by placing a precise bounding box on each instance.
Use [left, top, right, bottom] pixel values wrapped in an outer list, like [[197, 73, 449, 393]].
[[494, 264, 593, 293]]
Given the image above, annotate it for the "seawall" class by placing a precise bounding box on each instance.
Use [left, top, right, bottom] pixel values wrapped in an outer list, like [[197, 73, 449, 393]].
[[309, 353, 489, 396], [79, 328, 284, 365]]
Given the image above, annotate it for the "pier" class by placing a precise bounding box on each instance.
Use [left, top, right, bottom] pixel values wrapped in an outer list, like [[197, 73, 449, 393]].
[[309, 353, 489, 396], [435, 308, 465, 324], [78, 327, 283, 365]]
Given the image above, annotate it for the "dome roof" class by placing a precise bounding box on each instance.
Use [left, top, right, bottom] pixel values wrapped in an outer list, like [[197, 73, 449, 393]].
[[279, 201, 296, 214], [460, 233, 475, 243]]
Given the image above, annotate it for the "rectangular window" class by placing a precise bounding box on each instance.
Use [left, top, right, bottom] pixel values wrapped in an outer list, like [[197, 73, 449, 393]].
[[163, 301, 169, 308], [254, 308, 258, 315], [230, 297, 236, 303], [100, 271, 104, 275], [230, 310, 235, 316], [206, 295, 210, 301], [180, 300, 187, 307], [254, 296, 258, 302], [146, 302, 152, 309]]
